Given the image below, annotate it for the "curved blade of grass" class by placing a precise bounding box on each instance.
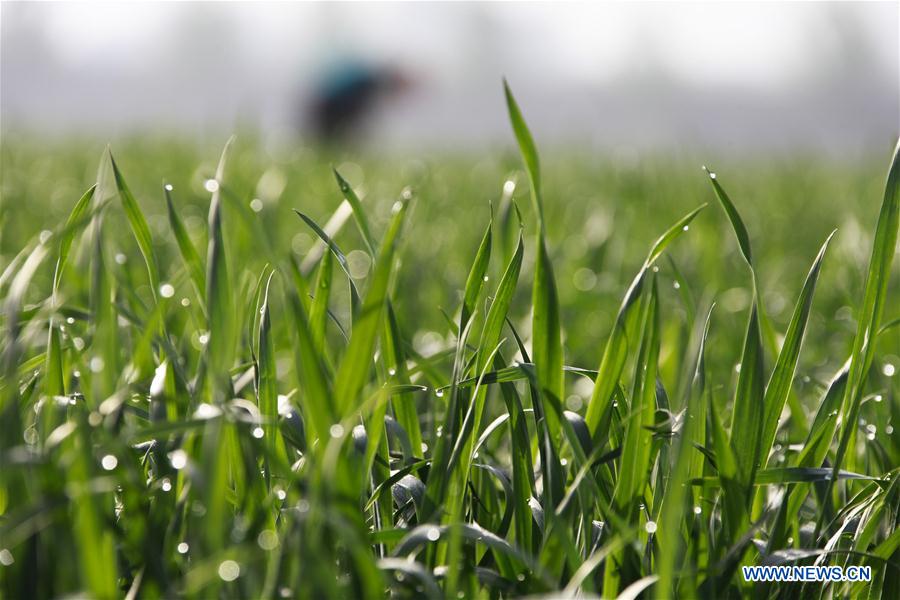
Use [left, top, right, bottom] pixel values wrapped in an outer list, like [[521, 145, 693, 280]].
[[52, 185, 96, 294], [585, 205, 705, 438], [704, 167, 752, 266], [334, 168, 377, 256], [109, 151, 160, 297], [704, 169, 767, 491], [294, 209, 361, 318], [164, 183, 206, 304], [760, 232, 834, 468], [825, 139, 900, 504], [504, 80, 564, 456], [378, 558, 441, 600], [461, 220, 492, 331]]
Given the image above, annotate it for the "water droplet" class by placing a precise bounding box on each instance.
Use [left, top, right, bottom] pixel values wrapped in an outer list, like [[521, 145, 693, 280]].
[[276, 488, 287, 500], [0, 549, 14, 566], [279, 587, 293, 598], [644, 521, 657, 534], [426, 527, 441, 541], [560, 458, 568, 466], [388, 368, 396, 376], [883, 363, 896, 377], [435, 389, 444, 398], [115, 253, 127, 265], [673, 281, 681, 289], [682, 225, 690, 232], [161, 478, 172, 492], [709, 172, 717, 180], [250, 198, 263, 213], [420, 442, 429, 453], [874, 395, 883, 403], [693, 505, 702, 515], [101, 455, 118, 471], [170, 449, 188, 470], [181, 297, 191, 307], [483, 275, 489, 282], [330, 424, 345, 438], [198, 333, 209, 345], [296, 499, 310, 513], [252, 427, 265, 439], [866, 432, 876, 441], [66, 317, 75, 325], [165, 184, 174, 192], [39, 230, 52, 244], [885, 425, 894, 435], [257, 530, 279, 550], [73, 338, 85, 351], [177, 542, 189, 554], [391, 200, 403, 214], [218, 560, 240, 581], [23, 427, 38, 445], [160, 283, 175, 298], [90, 357, 105, 373], [652, 265, 659, 273], [503, 180, 516, 195], [204, 179, 219, 193], [194, 403, 221, 420]]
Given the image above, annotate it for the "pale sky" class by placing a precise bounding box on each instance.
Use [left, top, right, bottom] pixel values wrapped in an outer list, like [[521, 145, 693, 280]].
[[2, 1, 898, 153]]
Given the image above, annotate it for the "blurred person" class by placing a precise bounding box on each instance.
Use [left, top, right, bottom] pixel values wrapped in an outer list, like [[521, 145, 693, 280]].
[[305, 59, 411, 141]]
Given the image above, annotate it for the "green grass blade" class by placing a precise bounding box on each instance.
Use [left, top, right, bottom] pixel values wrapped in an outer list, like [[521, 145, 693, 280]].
[[164, 183, 206, 303], [109, 151, 161, 297], [759, 232, 834, 467], [728, 299, 766, 491], [503, 80, 543, 226], [656, 305, 713, 598], [334, 199, 409, 417], [504, 81, 564, 458], [293, 209, 361, 318], [460, 220, 492, 331], [334, 168, 377, 256], [205, 137, 236, 399], [310, 248, 334, 356], [383, 303, 422, 459], [52, 185, 96, 294], [585, 205, 704, 438], [828, 139, 900, 482], [285, 280, 334, 442], [704, 167, 752, 266], [257, 272, 288, 478]]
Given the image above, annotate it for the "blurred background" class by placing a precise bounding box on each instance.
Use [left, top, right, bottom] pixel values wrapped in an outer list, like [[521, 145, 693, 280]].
[[2, 1, 898, 155]]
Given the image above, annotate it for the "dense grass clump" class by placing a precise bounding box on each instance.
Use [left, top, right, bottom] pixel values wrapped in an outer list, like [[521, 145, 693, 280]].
[[1, 85, 898, 598]]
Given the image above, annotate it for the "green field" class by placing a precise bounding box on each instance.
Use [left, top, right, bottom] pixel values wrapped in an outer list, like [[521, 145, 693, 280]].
[[1, 87, 897, 598]]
